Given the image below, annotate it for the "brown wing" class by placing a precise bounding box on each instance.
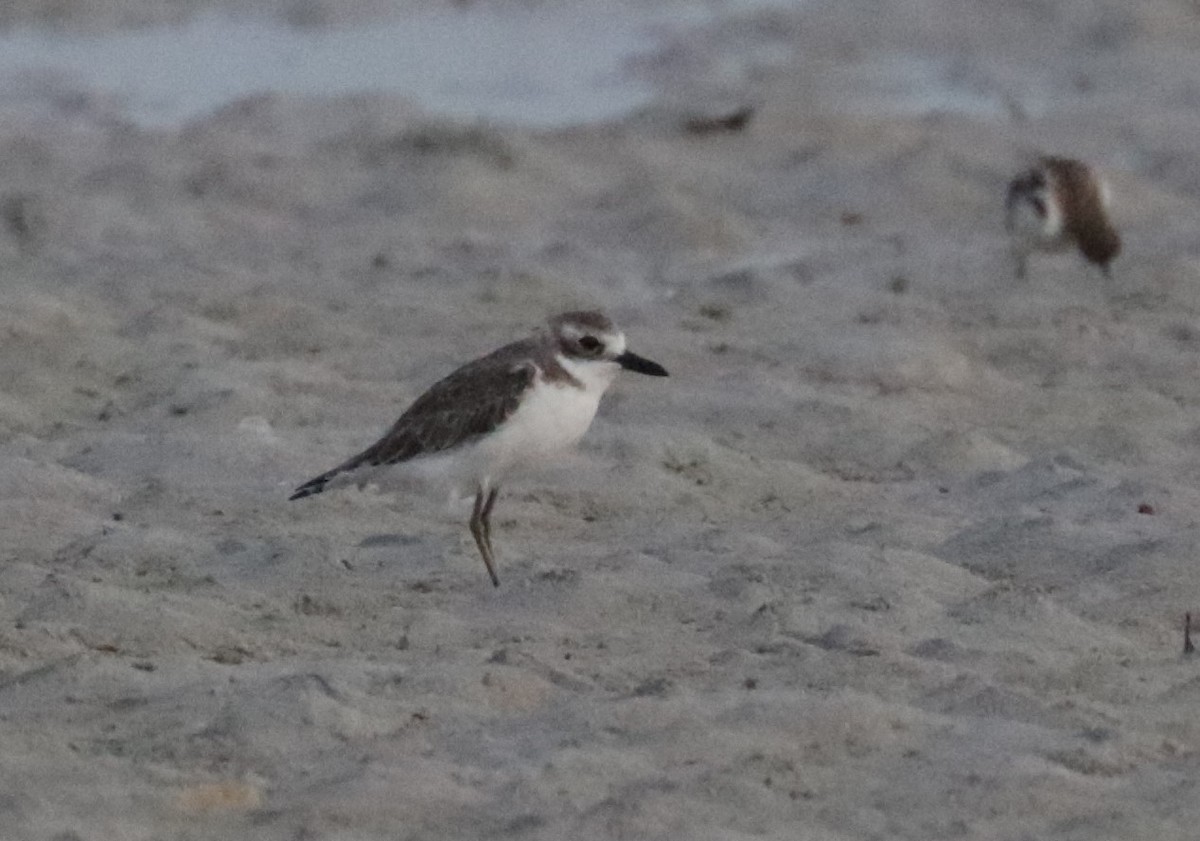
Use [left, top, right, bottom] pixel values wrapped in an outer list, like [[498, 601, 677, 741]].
[[1043, 157, 1097, 228], [1042, 157, 1121, 267], [354, 339, 538, 467], [289, 338, 540, 500]]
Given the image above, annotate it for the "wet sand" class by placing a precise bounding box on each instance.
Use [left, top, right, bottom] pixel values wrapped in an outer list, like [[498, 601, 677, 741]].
[[3, 1, 1200, 839]]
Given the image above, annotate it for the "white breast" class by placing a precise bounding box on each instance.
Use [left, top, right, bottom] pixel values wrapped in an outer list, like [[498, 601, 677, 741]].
[[1007, 188, 1067, 253], [472, 357, 616, 484]]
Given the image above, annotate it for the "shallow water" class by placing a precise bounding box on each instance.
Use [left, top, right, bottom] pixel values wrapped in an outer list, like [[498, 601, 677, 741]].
[[0, 3, 1024, 130], [0, 6, 672, 127]]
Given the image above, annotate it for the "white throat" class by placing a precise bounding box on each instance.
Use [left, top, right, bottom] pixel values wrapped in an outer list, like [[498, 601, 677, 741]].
[[556, 353, 620, 395]]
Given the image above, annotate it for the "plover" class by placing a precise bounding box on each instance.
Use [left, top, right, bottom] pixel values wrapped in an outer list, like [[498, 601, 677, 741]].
[[1005, 156, 1121, 279], [289, 310, 668, 586]]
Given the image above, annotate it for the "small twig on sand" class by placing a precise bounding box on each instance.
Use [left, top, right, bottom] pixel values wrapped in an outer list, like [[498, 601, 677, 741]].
[[683, 105, 756, 135], [1185, 613, 1195, 656]]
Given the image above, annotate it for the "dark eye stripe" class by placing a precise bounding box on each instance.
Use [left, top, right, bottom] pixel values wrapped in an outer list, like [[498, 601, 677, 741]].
[[579, 336, 602, 351]]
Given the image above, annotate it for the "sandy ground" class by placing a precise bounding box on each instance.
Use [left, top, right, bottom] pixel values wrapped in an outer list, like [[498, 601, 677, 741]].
[[4, 0, 1200, 838]]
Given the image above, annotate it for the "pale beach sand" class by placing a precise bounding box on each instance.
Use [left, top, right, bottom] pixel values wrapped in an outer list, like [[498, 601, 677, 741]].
[[3, 1, 1200, 839]]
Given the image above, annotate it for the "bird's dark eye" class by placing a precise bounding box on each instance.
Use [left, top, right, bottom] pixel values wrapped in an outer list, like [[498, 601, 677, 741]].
[[579, 336, 603, 353]]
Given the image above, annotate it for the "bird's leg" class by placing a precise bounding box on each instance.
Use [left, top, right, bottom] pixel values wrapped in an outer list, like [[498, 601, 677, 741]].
[[481, 486, 500, 563], [1013, 253, 1027, 280], [470, 488, 500, 587]]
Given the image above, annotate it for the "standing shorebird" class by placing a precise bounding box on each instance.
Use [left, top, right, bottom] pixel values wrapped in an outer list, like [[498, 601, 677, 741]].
[[1005, 156, 1121, 280], [289, 310, 668, 586]]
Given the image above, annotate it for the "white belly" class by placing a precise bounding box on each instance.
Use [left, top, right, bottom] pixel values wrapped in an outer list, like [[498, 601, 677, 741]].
[[1007, 192, 1067, 253], [351, 355, 618, 497], [340, 384, 600, 499], [474, 379, 602, 483]]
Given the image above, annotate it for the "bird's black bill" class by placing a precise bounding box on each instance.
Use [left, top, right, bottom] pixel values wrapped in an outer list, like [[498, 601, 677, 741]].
[[617, 351, 668, 377]]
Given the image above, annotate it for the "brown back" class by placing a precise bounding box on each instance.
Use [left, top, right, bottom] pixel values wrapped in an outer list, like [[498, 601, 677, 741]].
[[1042, 156, 1121, 268]]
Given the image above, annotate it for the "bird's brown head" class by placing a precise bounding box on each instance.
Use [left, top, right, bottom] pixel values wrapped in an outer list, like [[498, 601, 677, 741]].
[[548, 310, 668, 376]]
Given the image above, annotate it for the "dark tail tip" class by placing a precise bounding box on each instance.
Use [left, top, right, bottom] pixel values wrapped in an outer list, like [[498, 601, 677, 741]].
[[288, 478, 327, 501]]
